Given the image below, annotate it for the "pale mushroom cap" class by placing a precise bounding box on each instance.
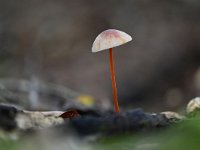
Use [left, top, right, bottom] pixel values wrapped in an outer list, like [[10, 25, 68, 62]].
[[92, 29, 132, 52]]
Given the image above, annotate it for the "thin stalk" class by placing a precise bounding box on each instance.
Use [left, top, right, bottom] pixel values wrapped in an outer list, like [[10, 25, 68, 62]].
[[109, 48, 120, 112]]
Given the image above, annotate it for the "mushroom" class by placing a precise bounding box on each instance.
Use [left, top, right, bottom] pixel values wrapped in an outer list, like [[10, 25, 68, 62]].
[[92, 29, 132, 112]]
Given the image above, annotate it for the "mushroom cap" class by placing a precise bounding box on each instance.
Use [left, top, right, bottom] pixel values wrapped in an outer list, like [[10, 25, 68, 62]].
[[92, 29, 132, 53]]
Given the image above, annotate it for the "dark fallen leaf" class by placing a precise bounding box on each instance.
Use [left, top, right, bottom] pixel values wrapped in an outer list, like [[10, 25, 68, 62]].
[[59, 109, 80, 119]]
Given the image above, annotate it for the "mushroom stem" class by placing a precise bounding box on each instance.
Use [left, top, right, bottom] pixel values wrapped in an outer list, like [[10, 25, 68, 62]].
[[109, 48, 120, 113]]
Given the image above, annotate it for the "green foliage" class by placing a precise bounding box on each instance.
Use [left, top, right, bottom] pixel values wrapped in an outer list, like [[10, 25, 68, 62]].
[[94, 119, 200, 150], [1, 119, 200, 150], [0, 140, 21, 150]]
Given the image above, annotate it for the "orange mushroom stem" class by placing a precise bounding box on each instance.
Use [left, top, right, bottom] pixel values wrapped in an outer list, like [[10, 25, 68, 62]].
[[109, 48, 120, 112]]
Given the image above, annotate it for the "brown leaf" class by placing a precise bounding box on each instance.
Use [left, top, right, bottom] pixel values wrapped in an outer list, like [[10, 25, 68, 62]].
[[59, 110, 80, 119]]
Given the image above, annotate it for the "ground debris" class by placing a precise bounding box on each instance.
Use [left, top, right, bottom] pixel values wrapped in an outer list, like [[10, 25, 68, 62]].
[[0, 105, 182, 139], [0, 97, 200, 140], [67, 108, 177, 136], [0, 78, 102, 110]]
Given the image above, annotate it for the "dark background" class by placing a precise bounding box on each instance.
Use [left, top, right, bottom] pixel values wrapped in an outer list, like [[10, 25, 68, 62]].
[[1, 0, 200, 112]]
